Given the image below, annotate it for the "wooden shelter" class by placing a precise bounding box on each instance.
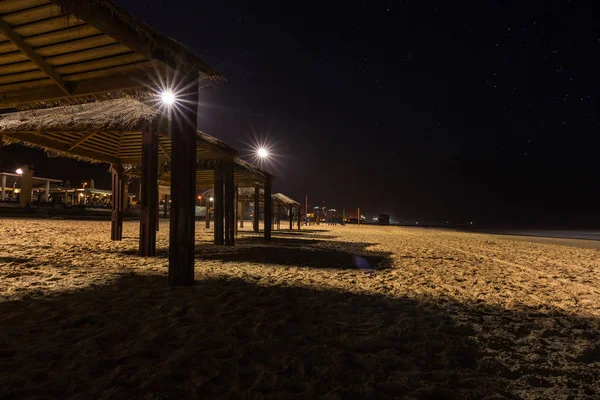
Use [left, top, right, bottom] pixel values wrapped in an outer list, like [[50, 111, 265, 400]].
[[273, 193, 302, 230], [202, 188, 299, 233], [136, 157, 272, 246], [0, 0, 239, 285]]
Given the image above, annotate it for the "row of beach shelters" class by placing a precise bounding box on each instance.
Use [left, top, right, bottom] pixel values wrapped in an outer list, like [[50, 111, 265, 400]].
[[201, 187, 303, 232], [0, 0, 282, 285]]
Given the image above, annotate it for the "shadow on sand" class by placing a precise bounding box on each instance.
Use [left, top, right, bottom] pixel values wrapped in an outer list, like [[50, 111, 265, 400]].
[[105, 234, 391, 271], [0, 273, 501, 399], [194, 237, 392, 270], [2, 272, 599, 399]]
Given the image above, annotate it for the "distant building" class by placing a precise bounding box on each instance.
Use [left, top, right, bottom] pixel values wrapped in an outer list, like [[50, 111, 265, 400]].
[[378, 214, 390, 225]]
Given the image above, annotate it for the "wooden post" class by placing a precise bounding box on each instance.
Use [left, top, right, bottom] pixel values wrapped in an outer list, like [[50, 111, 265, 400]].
[[224, 161, 235, 246], [19, 166, 33, 207], [44, 180, 50, 202], [163, 194, 169, 218], [234, 187, 239, 237], [289, 206, 293, 230], [277, 204, 282, 230], [111, 164, 124, 241], [240, 200, 245, 229], [1, 174, 6, 200], [214, 163, 224, 245], [123, 182, 129, 212], [156, 189, 160, 232], [253, 186, 260, 232], [264, 176, 272, 240], [297, 208, 301, 229], [139, 122, 158, 257], [205, 199, 211, 229], [358, 208, 360, 226], [168, 73, 198, 286]]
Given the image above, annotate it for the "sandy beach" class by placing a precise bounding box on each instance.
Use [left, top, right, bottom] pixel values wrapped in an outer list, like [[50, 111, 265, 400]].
[[1, 219, 599, 399]]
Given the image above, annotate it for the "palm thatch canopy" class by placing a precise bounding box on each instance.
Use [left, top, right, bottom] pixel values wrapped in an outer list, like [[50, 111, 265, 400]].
[[0, 97, 233, 164], [0, 0, 221, 109], [201, 188, 298, 207], [273, 193, 301, 208]]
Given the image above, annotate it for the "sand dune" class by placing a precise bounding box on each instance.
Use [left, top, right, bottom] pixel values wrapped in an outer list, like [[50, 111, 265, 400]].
[[1, 219, 599, 399]]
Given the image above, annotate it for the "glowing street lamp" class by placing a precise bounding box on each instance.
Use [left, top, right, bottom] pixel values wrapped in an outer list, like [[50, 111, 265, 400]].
[[161, 90, 175, 106], [15, 168, 23, 175], [257, 147, 269, 159], [209, 197, 214, 202]]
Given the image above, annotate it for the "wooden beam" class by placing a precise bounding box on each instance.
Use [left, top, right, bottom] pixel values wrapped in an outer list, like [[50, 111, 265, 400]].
[[0, 19, 70, 95], [68, 131, 98, 151], [158, 141, 171, 161]]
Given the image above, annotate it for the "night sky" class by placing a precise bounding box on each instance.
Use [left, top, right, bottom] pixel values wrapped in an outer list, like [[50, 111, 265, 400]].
[[3, 1, 598, 226]]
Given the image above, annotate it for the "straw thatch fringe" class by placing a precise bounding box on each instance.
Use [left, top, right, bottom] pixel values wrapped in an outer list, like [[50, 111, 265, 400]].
[[0, 98, 161, 133], [13, 88, 154, 112], [273, 193, 301, 207]]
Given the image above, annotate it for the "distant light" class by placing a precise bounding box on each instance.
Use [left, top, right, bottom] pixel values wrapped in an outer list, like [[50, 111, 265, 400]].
[[257, 147, 269, 158], [209, 197, 214, 202], [161, 90, 175, 105], [198, 195, 202, 200], [15, 168, 23, 175]]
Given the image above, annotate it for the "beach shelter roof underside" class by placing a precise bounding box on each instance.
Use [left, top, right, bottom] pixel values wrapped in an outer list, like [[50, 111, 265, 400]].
[[0, 0, 220, 109], [0, 98, 234, 165], [155, 158, 269, 189]]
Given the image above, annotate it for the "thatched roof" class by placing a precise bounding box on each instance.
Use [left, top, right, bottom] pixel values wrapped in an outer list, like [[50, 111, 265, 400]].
[[273, 193, 301, 207], [201, 188, 299, 207], [0, 98, 159, 133], [0, 0, 221, 108], [0, 97, 234, 164]]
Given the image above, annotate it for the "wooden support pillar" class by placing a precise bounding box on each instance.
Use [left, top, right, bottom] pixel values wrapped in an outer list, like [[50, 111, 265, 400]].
[[276, 205, 282, 230], [289, 206, 293, 230], [1, 174, 5, 200], [264, 176, 272, 240], [156, 189, 160, 232], [297, 208, 301, 229], [168, 73, 198, 286], [253, 186, 260, 232], [214, 163, 224, 245], [139, 123, 158, 257], [44, 180, 50, 202], [206, 201, 211, 228], [19, 166, 33, 207], [224, 161, 235, 246], [123, 182, 129, 212], [163, 194, 169, 218], [240, 200, 245, 229], [234, 188, 239, 237], [111, 164, 124, 241]]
